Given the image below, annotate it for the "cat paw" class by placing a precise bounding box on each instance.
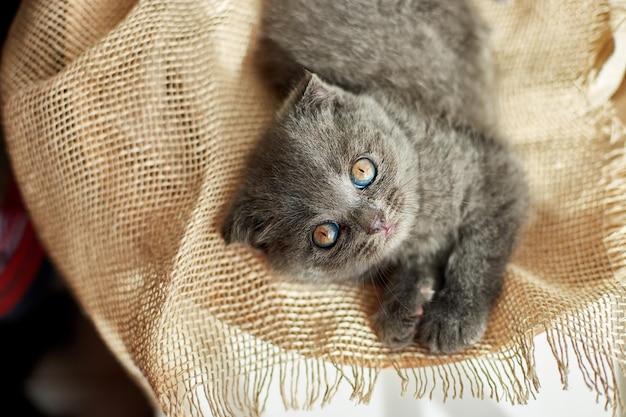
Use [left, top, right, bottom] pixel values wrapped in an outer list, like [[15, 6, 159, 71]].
[[373, 278, 436, 348], [373, 306, 420, 348], [416, 298, 488, 354]]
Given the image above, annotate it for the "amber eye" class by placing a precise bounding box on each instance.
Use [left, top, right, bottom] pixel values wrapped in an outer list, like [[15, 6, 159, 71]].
[[312, 222, 340, 248], [350, 157, 377, 189]]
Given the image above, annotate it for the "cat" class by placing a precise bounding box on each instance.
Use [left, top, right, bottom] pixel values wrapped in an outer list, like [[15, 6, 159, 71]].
[[221, 0, 528, 353]]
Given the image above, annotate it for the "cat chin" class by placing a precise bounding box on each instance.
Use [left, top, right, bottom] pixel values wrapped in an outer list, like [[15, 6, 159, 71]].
[[307, 234, 410, 284], [270, 261, 375, 286]]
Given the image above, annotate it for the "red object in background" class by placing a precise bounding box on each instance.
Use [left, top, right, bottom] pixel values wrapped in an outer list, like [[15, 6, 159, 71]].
[[0, 178, 44, 318]]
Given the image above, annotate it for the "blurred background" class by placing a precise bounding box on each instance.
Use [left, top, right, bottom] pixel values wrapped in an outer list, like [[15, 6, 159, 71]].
[[0, 1, 152, 415]]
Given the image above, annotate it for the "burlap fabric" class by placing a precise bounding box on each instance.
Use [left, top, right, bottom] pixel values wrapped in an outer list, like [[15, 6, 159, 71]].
[[2, 0, 626, 415]]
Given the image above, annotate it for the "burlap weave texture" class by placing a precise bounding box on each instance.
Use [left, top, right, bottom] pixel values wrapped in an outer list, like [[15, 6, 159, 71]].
[[2, 0, 626, 416]]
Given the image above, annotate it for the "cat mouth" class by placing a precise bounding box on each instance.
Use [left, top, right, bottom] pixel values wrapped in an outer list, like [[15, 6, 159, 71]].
[[371, 223, 395, 242], [380, 223, 395, 238]]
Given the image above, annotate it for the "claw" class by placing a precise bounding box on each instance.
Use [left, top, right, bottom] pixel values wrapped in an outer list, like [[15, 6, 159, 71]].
[[420, 286, 435, 301]]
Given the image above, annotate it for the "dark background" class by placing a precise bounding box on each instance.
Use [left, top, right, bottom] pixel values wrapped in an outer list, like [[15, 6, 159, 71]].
[[0, 2, 152, 416]]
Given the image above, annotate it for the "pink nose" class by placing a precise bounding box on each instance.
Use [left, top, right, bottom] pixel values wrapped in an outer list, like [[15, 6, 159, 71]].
[[369, 213, 394, 236]]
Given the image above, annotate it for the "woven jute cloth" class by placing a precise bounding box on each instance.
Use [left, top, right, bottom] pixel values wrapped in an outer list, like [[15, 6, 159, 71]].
[[2, 0, 626, 415]]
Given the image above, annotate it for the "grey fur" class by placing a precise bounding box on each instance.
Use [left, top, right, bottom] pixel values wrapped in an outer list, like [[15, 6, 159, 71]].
[[221, 0, 527, 353]]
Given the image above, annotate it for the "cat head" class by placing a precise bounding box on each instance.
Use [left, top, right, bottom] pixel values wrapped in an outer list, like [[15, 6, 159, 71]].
[[221, 73, 418, 284]]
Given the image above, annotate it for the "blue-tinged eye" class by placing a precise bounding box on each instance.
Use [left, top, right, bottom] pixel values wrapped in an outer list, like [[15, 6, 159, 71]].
[[350, 157, 377, 189], [312, 221, 340, 248]]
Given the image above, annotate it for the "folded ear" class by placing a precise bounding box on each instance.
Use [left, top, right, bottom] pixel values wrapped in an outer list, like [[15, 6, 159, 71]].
[[284, 71, 338, 112], [302, 71, 336, 106], [220, 196, 266, 248]]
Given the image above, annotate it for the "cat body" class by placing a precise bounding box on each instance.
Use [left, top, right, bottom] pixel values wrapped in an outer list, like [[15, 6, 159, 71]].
[[260, 0, 495, 132], [222, 0, 527, 353]]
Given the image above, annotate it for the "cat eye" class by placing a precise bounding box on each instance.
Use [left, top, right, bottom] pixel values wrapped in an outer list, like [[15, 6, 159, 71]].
[[350, 157, 377, 189], [312, 221, 340, 248]]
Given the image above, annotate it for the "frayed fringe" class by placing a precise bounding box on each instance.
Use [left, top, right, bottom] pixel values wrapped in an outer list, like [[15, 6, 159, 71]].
[[157, 293, 626, 417], [604, 106, 626, 415]]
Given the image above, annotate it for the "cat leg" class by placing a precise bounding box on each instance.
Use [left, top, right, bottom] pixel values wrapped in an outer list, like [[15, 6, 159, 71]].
[[416, 220, 514, 354], [372, 264, 436, 348]]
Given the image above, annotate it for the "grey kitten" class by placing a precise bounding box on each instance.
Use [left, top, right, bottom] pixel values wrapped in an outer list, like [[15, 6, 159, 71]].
[[221, 0, 527, 353]]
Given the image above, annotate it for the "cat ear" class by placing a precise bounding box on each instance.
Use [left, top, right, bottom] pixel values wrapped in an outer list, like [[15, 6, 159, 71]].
[[302, 72, 335, 105], [289, 71, 338, 110], [220, 196, 266, 248]]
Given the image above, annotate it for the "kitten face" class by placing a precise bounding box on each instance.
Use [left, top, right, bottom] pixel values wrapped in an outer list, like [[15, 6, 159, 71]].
[[222, 74, 418, 284]]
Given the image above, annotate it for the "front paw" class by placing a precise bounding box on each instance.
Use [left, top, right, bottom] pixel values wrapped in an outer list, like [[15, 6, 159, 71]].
[[373, 302, 421, 348], [373, 278, 435, 348], [417, 298, 488, 354]]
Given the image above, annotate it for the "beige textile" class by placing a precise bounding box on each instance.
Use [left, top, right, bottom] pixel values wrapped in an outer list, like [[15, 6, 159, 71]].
[[2, 0, 626, 415]]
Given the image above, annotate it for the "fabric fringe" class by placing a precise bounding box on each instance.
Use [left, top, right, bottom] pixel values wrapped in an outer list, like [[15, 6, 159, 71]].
[[155, 311, 626, 417]]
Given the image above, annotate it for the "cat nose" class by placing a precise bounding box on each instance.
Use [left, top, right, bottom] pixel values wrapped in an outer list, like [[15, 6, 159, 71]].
[[354, 208, 387, 235], [368, 212, 395, 237], [369, 212, 387, 234]]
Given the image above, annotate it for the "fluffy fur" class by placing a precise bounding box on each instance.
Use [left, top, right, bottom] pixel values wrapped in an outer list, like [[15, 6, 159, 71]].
[[221, 0, 527, 353]]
